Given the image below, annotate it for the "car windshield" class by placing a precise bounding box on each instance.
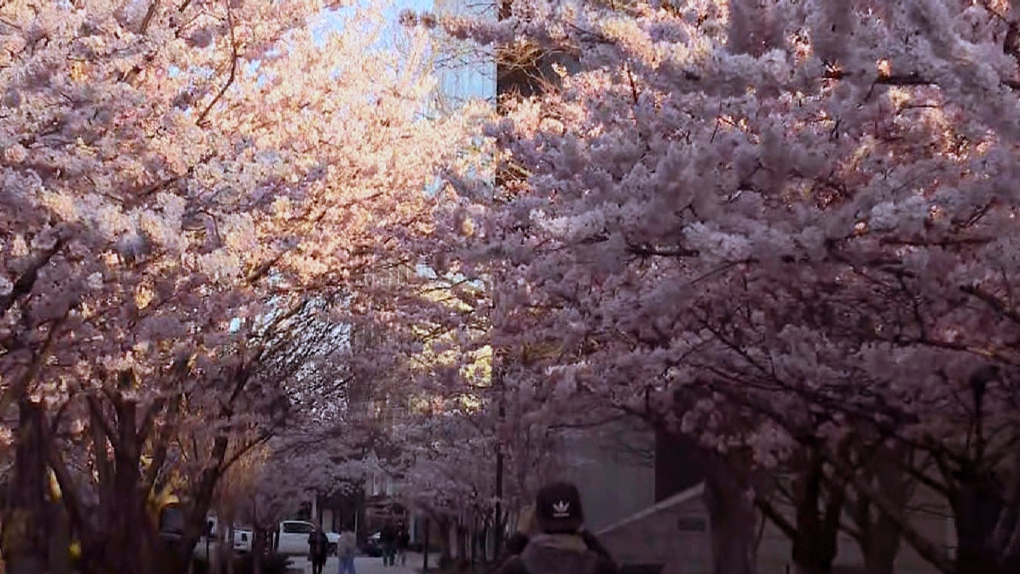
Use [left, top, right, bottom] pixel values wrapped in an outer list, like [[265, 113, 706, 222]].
[[283, 522, 314, 534]]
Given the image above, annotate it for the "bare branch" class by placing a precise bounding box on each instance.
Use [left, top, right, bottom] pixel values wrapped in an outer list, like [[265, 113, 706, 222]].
[[196, 3, 239, 127]]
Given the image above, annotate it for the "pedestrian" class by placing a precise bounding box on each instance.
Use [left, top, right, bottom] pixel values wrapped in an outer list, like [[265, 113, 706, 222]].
[[379, 521, 398, 567], [396, 521, 410, 566], [337, 526, 358, 574], [492, 481, 618, 574], [501, 501, 612, 562], [308, 526, 330, 574]]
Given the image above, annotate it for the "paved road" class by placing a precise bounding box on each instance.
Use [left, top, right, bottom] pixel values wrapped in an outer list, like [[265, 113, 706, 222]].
[[290, 552, 424, 574]]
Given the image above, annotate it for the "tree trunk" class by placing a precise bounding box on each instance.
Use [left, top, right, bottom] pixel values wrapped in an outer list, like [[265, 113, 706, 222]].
[[860, 471, 904, 574], [47, 500, 72, 574], [471, 514, 478, 565], [862, 509, 901, 574], [2, 401, 50, 574], [437, 516, 453, 567], [843, 444, 907, 574], [791, 455, 843, 574], [703, 453, 757, 574], [456, 520, 468, 561], [252, 526, 268, 574], [226, 522, 236, 574], [178, 435, 231, 564], [107, 397, 159, 574], [951, 481, 1008, 574], [477, 520, 487, 563], [62, 393, 169, 574], [79, 489, 158, 574]]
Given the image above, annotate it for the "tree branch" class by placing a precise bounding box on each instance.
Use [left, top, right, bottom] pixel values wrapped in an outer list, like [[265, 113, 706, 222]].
[[0, 314, 66, 414], [45, 421, 97, 550], [754, 491, 797, 540], [140, 0, 161, 34], [196, 3, 239, 127], [0, 237, 66, 317], [143, 394, 182, 492], [961, 283, 1020, 326]]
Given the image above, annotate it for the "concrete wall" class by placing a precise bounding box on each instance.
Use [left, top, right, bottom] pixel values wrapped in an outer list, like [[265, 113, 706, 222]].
[[559, 421, 657, 532], [597, 485, 712, 574]]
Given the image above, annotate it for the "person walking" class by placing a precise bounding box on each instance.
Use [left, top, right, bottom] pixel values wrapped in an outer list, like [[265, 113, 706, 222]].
[[493, 481, 618, 574], [379, 521, 398, 567], [336, 526, 357, 574], [307, 526, 330, 574], [501, 500, 612, 563], [396, 522, 410, 566]]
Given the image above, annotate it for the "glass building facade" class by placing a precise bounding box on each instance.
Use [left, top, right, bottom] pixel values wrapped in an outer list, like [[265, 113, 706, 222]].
[[431, 0, 497, 112]]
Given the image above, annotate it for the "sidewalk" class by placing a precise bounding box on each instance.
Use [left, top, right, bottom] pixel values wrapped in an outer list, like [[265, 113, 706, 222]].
[[290, 552, 425, 574]]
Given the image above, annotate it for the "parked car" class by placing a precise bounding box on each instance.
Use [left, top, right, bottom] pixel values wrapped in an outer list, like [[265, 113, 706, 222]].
[[362, 532, 382, 557], [232, 525, 254, 554], [275, 520, 339, 556], [325, 531, 340, 555], [199, 516, 254, 556]]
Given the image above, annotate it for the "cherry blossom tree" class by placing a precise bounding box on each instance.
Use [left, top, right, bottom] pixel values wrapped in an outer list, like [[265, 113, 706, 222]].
[[386, 371, 567, 564], [338, 254, 578, 564], [427, 1, 1020, 573], [0, 0, 475, 572]]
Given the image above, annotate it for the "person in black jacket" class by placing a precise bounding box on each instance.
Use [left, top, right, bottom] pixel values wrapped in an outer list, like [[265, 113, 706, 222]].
[[379, 521, 398, 567], [307, 527, 330, 574], [396, 521, 410, 566], [501, 502, 614, 563], [494, 481, 618, 574]]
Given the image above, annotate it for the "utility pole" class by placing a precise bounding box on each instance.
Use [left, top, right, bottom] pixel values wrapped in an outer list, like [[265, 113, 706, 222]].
[[423, 519, 431, 572], [494, 416, 504, 558]]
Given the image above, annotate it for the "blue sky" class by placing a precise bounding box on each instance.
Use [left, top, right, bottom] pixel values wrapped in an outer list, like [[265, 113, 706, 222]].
[[315, 0, 497, 105], [319, 0, 436, 35]]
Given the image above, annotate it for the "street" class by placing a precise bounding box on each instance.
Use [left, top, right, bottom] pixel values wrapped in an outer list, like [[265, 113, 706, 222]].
[[289, 552, 424, 574]]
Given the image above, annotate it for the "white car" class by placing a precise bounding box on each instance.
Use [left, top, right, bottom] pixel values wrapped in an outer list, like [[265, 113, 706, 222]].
[[232, 526, 254, 553], [197, 516, 255, 557], [276, 520, 340, 556]]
